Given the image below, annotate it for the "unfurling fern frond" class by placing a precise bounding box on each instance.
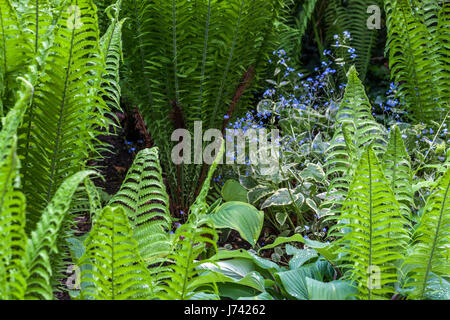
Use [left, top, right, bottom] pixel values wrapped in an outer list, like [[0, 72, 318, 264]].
[[406, 168, 450, 300], [109, 148, 172, 269], [337, 146, 408, 300], [79, 206, 153, 300], [324, 66, 386, 211], [382, 125, 414, 220], [24, 170, 97, 300]]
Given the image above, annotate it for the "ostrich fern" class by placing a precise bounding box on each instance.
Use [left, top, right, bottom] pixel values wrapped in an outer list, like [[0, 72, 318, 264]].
[[336, 146, 409, 300], [406, 168, 450, 299], [324, 66, 386, 215], [122, 0, 283, 211], [384, 0, 449, 122]]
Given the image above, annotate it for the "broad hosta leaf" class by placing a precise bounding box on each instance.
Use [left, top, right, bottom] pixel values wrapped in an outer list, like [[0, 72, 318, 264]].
[[305, 277, 357, 300], [286, 245, 318, 269], [210, 202, 264, 246], [221, 180, 248, 203]]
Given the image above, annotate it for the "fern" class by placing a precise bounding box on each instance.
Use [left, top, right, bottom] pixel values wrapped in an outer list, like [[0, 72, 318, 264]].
[[24, 170, 98, 299], [122, 0, 283, 210], [406, 167, 450, 299], [382, 125, 414, 219], [79, 206, 153, 300], [279, 0, 318, 67], [337, 146, 408, 300], [99, 0, 125, 113], [324, 0, 380, 81], [17, 0, 110, 231], [109, 148, 172, 270], [156, 141, 223, 300], [157, 215, 218, 300], [384, 0, 446, 122], [324, 66, 386, 213]]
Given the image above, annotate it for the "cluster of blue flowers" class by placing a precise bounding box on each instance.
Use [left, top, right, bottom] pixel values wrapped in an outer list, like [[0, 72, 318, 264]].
[[262, 49, 339, 113], [332, 32, 357, 59]]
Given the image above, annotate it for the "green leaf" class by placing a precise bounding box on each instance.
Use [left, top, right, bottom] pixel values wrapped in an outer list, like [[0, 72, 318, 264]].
[[259, 234, 338, 263], [247, 185, 274, 205], [285, 245, 318, 269], [305, 278, 357, 300], [221, 180, 248, 202], [275, 212, 287, 226], [210, 202, 264, 246], [300, 163, 325, 182], [261, 188, 303, 209]]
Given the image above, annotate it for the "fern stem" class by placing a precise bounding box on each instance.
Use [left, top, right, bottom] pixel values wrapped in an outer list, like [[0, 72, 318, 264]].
[[35, 0, 38, 53], [367, 150, 373, 300], [199, 0, 212, 109], [172, 0, 180, 103]]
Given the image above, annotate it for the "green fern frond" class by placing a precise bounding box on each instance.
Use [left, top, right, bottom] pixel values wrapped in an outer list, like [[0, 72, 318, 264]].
[[157, 142, 223, 299], [109, 148, 172, 269], [157, 215, 218, 300], [325, 0, 380, 81], [0, 136, 27, 300], [18, 0, 110, 231], [279, 0, 318, 67], [24, 170, 97, 300], [382, 125, 414, 219], [0, 0, 35, 114], [99, 0, 125, 113], [406, 168, 450, 299], [79, 206, 153, 300], [337, 146, 408, 300], [324, 66, 386, 212], [384, 0, 445, 122], [122, 0, 282, 209], [437, 2, 450, 107]]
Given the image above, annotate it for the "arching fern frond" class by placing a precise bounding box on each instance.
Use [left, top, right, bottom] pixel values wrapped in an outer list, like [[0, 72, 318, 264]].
[[157, 215, 218, 300], [24, 170, 97, 300], [156, 141, 223, 300], [79, 206, 153, 300], [384, 0, 445, 122], [0, 78, 34, 300], [382, 125, 414, 220], [99, 0, 125, 113], [18, 0, 110, 231], [406, 168, 450, 300], [324, 66, 386, 213], [109, 148, 172, 269], [337, 146, 408, 300], [324, 0, 380, 81]]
